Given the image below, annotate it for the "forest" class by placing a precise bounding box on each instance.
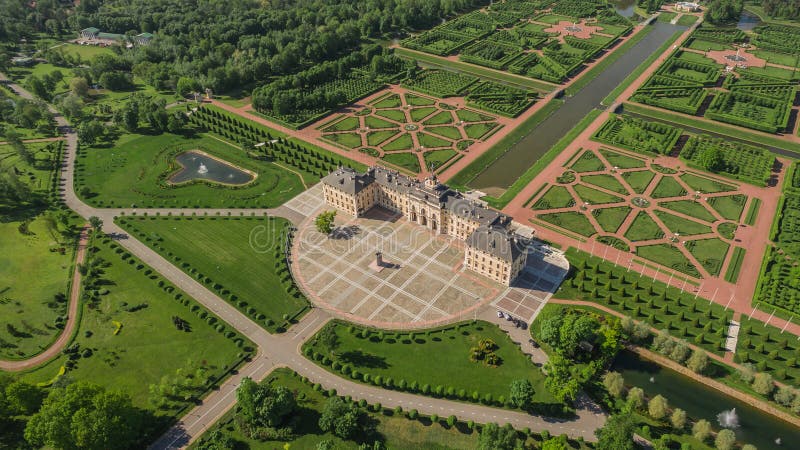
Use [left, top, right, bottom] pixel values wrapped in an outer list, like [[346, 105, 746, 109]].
[[759, 0, 800, 20]]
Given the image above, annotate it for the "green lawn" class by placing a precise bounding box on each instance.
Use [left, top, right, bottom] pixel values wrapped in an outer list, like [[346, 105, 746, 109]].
[[573, 184, 624, 205], [599, 149, 646, 169], [650, 176, 687, 198], [676, 15, 698, 26], [322, 116, 360, 132], [375, 109, 408, 123], [372, 93, 402, 108], [117, 216, 308, 333], [426, 126, 463, 140], [418, 132, 452, 148], [56, 43, 116, 61], [653, 210, 712, 236], [303, 320, 559, 410], [624, 211, 664, 241], [707, 194, 746, 221], [679, 173, 736, 194], [367, 130, 400, 146], [326, 132, 363, 149], [659, 200, 716, 223], [463, 122, 498, 140], [22, 238, 247, 420], [570, 150, 606, 173], [0, 217, 73, 359], [382, 133, 414, 151], [405, 93, 437, 106], [593, 206, 632, 233], [538, 211, 597, 237], [621, 170, 656, 194], [580, 174, 629, 194], [75, 132, 306, 208], [423, 149, 457, 170], [191, 368, 481, 450], [422, 111, 453, 125], [382, 152, 421, 173], [532, 185, 575, 210], [686, 238, 730, 276], [636, 243, 701, 278], [364, 115, 398, 129]]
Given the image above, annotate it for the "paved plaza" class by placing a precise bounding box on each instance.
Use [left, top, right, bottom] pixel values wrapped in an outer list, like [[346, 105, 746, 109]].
[[288, 192, 570, 327]]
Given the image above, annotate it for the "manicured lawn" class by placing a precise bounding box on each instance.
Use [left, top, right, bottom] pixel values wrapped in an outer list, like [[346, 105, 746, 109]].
[[621, 170, 656, 194], [303, 320, 558, 408], [593, 206, 632, 233], [679, 173, 735, 194], [538, 211, 596, 237], [191, 368, 481, 450], [686, 38, 729, 52], [0, 217, 73, 359], [686, 238, 729, 276], [599, 149, 646, 169], [456, 109, 494, 122], [650, 176, 686, 198], [382, 152, 421, 173], [423, 149, 457, 170], [532, 185, 574, 210], [659, 200, 716, 223], [636, 243, 700, 278], [326, 132, 363, 149], [463, 122, 497, 140], [22, 238, 247, 419], [372, 93, 402, 108], [707, 194, 746, 221], [570, 150, 606, 173], [677, 15, 698, 26], [365, 115, 399, 129], [405, 93, 437, 106], [409, 107, 437, 122], [382, 133, 414, 151], [653, 210, 712, 236], [57, 43, 116, 61], [422, 111, 453, 125], [624, 211, 664, 241], [573, 184, 624, 205], [426, 126, 463, 140], [375, 109, 408, 123], [75, 133, 306, 208], [580, 174, 628, 194], [117, 216, 308, 332], [322, 116, 360, 132], [367, 130, 400, 146], [724, 246, 745, 282], [418, 132, 452, 148]]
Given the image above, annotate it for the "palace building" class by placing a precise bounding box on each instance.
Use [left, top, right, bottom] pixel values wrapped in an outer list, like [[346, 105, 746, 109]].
[[321, 166, 529, 285]]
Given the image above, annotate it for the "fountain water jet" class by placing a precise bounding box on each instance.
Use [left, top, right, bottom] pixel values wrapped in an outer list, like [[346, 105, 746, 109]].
[[717, 408, 740, 428], [198, 163, 209, 175]]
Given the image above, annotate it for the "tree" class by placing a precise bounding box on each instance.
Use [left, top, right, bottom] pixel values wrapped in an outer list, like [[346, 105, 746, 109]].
[[774, 385, 796, 407], [648, 395, 669, 420], [196, 430, 236, 450], [176, 77, 201, 97], [544, 354, 580, 403], [78, 120, 105, 145], [24, 382, 143, 450], [319, 397, 361, 439], [692, 419, 712, 442], [317, 323, 340, 356], [70, 77, 90, 98], [603, 371, 625, 398], [715, 428, 736, 450], [670, 408, 687, 430], [706, 0, 744, 24], [509, 379, 535, 409], [99, 71, 133, 91], [4, 381, 45, 415], [670, 341, 690, 364], [477, 422, 518, 450], [167, 111, 188, 133], [235, 377, 296, 436], [315, 210, 337, 235], [686, 349, 709, 374], [699, 146, 724, 172], [542, 435, 569, 450], [595, 413, 636, 450], [752, 372, 774, 396], [89, 216, 103, 232], [626, 387, 644, 412], [60, 93, 85, 121]]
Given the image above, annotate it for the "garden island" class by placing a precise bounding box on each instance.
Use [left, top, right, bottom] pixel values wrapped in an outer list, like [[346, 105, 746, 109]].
[[2, 1, 800, 450]]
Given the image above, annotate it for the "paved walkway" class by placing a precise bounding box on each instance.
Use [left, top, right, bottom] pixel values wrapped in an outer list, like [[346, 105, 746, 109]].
[[0, 73, 609, 447], [0, 226, 89, 371]]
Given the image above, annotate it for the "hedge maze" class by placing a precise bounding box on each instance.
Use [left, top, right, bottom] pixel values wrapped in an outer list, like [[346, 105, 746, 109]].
[[401, 1, 631, 85], [592, 115, 682, 155], [679, 135, 775, 187], [632, 24, 800, 134]]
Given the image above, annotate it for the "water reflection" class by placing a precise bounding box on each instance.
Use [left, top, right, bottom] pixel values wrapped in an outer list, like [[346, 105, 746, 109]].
[[169, 150, 255, 185]]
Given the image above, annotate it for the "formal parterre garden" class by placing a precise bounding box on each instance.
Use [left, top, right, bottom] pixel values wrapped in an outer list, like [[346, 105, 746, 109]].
[[527, 116, 766, 281], [318, 89, 504, 174], [303, 319, 564, 415], [401, 0, 632, 84], [631, 23, 800, 134], [116, 216, 308, 333]]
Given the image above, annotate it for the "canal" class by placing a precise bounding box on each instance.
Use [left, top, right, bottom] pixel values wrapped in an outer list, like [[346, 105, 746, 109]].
[[612, 350, 800, 450], [469, 20, 684, 191]]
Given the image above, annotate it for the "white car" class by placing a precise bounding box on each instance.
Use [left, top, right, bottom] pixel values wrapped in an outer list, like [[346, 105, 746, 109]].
[[497, 311, 504, 318]]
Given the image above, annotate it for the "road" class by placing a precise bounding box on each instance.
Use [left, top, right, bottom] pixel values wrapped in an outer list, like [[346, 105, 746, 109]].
[[0, 73, 608, 447]]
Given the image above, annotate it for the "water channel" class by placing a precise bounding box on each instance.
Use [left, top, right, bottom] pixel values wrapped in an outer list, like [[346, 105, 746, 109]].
[[469, 20, 685, 191], [613, 350, 800, 450], [169, 150, 254, 185]]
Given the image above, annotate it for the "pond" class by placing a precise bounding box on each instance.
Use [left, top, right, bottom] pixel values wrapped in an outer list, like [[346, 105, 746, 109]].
[[612, 350, 800, 450], [610, 0, 637, 18], [737, 10, 762, 32], [168, 150, 255, 185]]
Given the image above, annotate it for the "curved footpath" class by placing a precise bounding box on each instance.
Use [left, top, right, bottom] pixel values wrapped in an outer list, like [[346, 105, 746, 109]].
[[0, 73, 606, 447]]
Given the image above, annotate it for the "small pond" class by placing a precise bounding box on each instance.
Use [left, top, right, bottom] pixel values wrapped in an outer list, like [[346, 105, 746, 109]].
[[737, 10, 762, 32], [169, 150, 255, 185], [610, 0, 637, 18], [612, 350, 800, 450]]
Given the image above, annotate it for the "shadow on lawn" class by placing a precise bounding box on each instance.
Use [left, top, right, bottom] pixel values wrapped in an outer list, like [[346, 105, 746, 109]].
[[338, 350, 390, 369]]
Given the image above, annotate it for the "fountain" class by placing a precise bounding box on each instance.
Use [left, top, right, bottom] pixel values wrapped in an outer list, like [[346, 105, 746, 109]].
[[649, 376, 655, 383], [565, 21, 583, 33], [198, 163, 209, 174], [717, 408, 740, 429], [725, 48, 747, 63]]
